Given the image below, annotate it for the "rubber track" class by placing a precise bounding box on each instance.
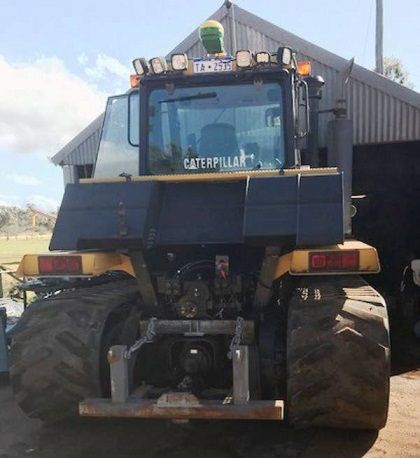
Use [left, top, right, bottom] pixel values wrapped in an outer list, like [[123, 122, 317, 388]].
[[10, 280, 139, 422], [287, 276, 390, 429]]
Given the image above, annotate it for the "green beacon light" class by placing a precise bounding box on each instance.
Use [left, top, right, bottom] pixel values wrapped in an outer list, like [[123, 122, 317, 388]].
[[199, 20, 226, 55]]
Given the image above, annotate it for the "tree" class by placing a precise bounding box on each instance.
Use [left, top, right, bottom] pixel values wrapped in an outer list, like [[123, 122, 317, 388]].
[[0, 208, 10, 231], [383, 57, 413, 88]]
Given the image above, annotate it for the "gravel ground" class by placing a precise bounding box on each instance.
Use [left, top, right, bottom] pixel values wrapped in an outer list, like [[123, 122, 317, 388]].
[[1, 298, 24, 331], [1, 318, 419, 458]]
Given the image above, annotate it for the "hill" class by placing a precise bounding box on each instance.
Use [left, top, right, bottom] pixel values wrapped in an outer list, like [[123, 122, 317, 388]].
[[0, 205, 55, 236]]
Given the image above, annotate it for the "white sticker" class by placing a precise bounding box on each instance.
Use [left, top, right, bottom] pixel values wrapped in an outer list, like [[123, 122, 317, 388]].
[[184, 155, 248, 170]]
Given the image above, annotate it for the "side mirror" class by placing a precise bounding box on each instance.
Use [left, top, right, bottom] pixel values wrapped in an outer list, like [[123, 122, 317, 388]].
[[296, 80, 310, 138]]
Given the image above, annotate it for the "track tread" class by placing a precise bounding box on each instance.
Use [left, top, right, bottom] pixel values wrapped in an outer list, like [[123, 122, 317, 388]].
[[10, 280, 139, 422], [287, 276, 390, 429]]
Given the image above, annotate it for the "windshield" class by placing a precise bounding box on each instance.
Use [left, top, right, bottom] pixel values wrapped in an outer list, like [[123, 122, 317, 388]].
[[94, 93, 139, 178], [147, 81, 285, 174]]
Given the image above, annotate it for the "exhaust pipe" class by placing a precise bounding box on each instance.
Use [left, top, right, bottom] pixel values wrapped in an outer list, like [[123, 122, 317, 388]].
[[327, 110, 353, 235]]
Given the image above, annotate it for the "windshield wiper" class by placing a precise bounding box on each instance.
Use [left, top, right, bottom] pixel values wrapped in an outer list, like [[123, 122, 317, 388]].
[[159, 92, 217, 104], [119, 172, 132, 181]]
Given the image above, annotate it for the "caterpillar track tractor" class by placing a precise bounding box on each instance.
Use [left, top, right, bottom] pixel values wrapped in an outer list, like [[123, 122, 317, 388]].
[[11, 20, 390, 429]]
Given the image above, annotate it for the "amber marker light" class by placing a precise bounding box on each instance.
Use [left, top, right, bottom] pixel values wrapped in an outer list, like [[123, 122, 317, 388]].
[[297, 61, 312, 76], [130, 74, 140, 88]]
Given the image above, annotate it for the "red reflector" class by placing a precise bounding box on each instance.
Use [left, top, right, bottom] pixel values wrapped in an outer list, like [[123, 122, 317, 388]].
[[38, 256, 82, 275], [341, 250, 359, 269], [310, 254, 327, 269], [309, 250, 359, 271]]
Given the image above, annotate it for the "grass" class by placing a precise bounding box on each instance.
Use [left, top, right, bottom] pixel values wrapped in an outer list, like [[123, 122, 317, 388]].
[[0, 237, 51, 265], [0, 237, 51, 298]]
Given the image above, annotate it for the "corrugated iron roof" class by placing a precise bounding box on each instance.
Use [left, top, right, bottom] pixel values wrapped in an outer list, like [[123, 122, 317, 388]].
[[51, 3, 420, 166]]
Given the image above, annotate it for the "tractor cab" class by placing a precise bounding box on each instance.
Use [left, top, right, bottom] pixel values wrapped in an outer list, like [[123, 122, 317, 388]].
[[94, 30, 311, 179]]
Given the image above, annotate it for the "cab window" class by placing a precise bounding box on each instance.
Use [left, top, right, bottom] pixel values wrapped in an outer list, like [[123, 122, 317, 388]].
[[147, 81, 285, 174], [94, 93, 139, 178]]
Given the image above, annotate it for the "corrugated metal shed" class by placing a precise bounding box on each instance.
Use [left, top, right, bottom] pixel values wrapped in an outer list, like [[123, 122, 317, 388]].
[[51, 114, 103, 166], [52, 3, 420, 167], [171, 4, 420, 147]]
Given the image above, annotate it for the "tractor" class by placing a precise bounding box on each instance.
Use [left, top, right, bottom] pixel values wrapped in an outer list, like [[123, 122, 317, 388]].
[[10, 20, 390, 429]]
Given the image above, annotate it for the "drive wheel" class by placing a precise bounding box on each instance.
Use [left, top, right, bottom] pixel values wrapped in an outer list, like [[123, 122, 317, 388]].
[[287, 276, 390, 429], [10, 280, 140, 422]]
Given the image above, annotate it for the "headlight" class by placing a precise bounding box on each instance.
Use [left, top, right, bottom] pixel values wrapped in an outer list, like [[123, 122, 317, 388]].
[[132, 57, 149, 76], [255, 51, 271, 64], [236, 50, 253, 68], [171, 53, 188, 71], [149, 57, 168, 74]]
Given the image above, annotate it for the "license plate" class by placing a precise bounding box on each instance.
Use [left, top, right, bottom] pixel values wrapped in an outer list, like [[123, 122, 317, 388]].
[[193, 59, 233, 73]]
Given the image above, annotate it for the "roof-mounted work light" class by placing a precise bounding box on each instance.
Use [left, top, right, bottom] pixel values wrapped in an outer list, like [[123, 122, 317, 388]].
[[236, 50, 253, 68], [277, 47, 293, 66], [171, 53, 188, 71], [132, 57, 149, 76], [149, 57, 168, 74], [255, 51, 270, 65]]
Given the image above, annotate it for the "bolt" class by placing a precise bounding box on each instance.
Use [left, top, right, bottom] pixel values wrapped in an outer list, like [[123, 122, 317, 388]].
[[107, 350, 119, 364]]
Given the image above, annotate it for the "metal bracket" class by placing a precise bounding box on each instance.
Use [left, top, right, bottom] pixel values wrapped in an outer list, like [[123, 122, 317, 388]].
[[233, 345, 250, 405], [139, 319, 254, 342], [130, 251, 159, 309], [108, 345, 129, 403], [118, 201, 129, 237], [82, 342, 284, 420], [253, 246, 281, 309], [0, 307, 8, 379]]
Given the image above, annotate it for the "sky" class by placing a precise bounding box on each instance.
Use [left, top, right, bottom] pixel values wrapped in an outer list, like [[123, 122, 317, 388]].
[[0, 0, 419, 211]]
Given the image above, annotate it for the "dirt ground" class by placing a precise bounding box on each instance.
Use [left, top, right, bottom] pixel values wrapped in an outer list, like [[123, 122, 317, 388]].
[[1, 332, 419, 458]]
